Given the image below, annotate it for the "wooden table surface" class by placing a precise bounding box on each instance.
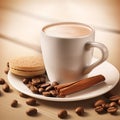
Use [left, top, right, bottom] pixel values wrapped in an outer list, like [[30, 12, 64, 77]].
[[0, 0, 120, 120]]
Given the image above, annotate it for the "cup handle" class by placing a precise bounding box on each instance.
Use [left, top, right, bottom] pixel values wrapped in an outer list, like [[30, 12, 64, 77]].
[[83, 42, 109, 74]]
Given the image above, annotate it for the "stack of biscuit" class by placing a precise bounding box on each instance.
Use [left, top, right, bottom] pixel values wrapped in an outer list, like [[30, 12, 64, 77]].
[[9, 56, 45, 77]]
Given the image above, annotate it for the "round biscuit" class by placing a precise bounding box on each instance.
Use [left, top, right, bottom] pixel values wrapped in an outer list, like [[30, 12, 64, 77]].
[[10, 68, 45, 77], [9, 56, 45, 71]]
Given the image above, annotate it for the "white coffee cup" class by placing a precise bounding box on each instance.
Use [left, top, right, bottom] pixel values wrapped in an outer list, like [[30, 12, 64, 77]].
[[41, 22, 108, 83]]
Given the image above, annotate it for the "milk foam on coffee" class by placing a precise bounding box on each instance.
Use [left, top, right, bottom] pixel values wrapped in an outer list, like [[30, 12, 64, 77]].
[[43, 23, 92, 38]]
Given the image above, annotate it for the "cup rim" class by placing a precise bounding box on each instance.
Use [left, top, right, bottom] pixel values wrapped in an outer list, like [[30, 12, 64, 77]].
[[41, 22, 95, 39]]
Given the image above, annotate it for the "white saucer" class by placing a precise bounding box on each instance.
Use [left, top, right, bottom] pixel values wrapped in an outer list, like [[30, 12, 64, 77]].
[[8, 59, 120, 102]]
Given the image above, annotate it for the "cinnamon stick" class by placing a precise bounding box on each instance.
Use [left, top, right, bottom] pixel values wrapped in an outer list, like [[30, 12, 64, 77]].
[[55, 81, 78, 91], [56, 75, 105, 97]]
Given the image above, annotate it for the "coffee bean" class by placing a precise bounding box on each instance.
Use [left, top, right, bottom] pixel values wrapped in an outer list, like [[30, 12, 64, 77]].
[[38, 88, 44, 94], [11, 100, 18, 107], [32, 78, 41, 86], [35, 83, 42, 89], [94, 99, 106, 107], [22, 78, 30, 84], [95, 106, 105, 114], [0, 78, 5, 84], [94, 97, 120, 115], [102, 103, 110, 109], [109, 95, 120, 102], [45, 85, 54, 91], [41, 83, 50, 88], [58, 110, 68, 119], [75, 106, 84, 116], [30, 86, 38, 94], [109, 102, 117, 107], [26, 98, 37, 106], [42, 91, 52, 97], [26, 108, 37, 116], [118, 99, 120, 105], [22, 78, 29, 84], [19, 92, 29, 98], [50, 90, 58, 97], [2, 84, 10, 92], [4, 67, 9, 74], [51, 81, 59, 86], [7, 62, 9, 67], [107, 106, 118, 114]]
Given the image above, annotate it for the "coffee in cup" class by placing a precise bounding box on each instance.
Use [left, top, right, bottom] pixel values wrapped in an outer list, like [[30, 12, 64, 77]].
[[43, 23, 92, 38]]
